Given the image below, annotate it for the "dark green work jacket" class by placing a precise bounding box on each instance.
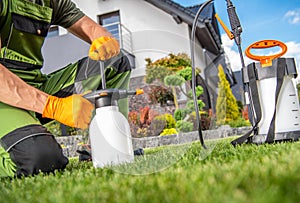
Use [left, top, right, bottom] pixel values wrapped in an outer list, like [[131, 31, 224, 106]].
[[0, 0, 52, 70]]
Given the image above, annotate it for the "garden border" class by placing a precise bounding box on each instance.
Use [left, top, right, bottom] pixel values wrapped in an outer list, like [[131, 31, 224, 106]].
[[55, 125, 252, 157]]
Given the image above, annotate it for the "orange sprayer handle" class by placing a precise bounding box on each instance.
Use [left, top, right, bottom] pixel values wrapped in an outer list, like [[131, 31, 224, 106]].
[[215, 13, 234, 40], [245, 40, 287, 67]]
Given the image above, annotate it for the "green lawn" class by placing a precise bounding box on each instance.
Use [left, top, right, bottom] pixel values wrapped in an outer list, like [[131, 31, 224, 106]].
[[1, 137, 300, 203]]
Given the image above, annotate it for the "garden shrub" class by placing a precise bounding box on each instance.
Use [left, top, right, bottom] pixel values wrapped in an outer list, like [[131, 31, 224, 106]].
[[184, 86, 205, 115], [136, 127, 149, 138], [176, 66, 193, 81], [128, 111, 139, 125], [145, 53, 191, 84], [174, 84, 205, 121], [200, 111, 212, 130], [185, 111, 211, 131], [145, 65, 173, 84], [176, 66, 201, 81], [174, 108, 188, 121], [216, 65, 240, 125], [176, 120, 193, 133], [172, 83, 209, 132], [147, 85, 174, 106], [241, 106, 249, 121], [139, 106, 150, 126], [154, 114, 176, 129], [165, 114, 176, 129], [227, 117, 251, 128], [187, 85, 204, 99], [160, 128, 178, 136], [128, 107, 160, 137], [186, 100, 205, 114], [164, 75, 185, 87], [186, 112, 197, 131]]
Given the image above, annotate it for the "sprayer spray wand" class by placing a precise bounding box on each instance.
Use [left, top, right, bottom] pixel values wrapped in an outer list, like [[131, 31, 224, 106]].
[[99, 61, 106, 89], [215, 0, 257, 125], [225, 0, 257, 126]]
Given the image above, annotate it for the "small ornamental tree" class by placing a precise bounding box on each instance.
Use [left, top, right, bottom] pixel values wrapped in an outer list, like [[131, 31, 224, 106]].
[[164, 66, 202, 110], [216, 65, 240, 125], [164, 74, 185, 109]]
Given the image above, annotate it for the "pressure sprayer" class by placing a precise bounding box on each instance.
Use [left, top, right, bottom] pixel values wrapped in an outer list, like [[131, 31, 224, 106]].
[[216, 0, 300, 145], [84, 61, 144, 168], [232, 40, 300, 144]]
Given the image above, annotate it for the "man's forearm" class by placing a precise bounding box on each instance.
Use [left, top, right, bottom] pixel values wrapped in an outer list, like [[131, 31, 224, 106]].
[[0, 64, 48, 113], [67, 15, 114, 44]]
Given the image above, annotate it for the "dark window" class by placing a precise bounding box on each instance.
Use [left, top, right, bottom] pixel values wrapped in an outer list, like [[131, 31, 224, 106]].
[[98, 11, 120, 41]]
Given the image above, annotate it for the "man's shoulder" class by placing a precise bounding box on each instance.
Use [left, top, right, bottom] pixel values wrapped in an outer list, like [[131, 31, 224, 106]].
[[50, 0, 80, 12], [50, 0, 85, 28]]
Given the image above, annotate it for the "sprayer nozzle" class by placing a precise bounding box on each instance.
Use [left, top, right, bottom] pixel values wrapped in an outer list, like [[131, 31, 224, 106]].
[[136, 89, 144, 95]]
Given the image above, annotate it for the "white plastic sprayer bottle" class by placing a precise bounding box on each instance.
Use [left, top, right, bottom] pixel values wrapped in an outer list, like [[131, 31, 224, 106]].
[[85, 89, 143, 168]]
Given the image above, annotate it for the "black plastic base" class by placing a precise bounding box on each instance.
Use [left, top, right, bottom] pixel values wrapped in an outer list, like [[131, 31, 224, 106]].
[[251, 131, 300, 144]]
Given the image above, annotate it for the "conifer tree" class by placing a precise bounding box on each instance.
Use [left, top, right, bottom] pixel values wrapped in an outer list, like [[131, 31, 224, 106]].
[[216, 65, 240, 125]]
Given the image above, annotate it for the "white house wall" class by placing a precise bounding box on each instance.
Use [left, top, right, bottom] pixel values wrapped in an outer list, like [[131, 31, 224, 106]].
[[42, 0, 205, 78]]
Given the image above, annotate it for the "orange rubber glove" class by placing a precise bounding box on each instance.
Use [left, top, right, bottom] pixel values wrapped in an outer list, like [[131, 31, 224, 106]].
[[89, 36, 120, 61], [42, 95, 94, 129]]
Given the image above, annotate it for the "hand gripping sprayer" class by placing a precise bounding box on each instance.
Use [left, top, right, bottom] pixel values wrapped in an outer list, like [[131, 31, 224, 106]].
[[84, 61, 144, 168]]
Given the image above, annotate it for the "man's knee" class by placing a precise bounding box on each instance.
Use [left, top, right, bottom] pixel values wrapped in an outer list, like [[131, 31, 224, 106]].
[[0, 125, 68, 177]]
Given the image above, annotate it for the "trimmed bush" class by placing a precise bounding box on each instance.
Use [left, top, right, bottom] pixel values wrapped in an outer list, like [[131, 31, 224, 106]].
[[227, 117, 251, 128], [216, 65, 240, 125], [176, 120, 193, 132], [160, 128, 178, 136], [154, 114, 176, 129]]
